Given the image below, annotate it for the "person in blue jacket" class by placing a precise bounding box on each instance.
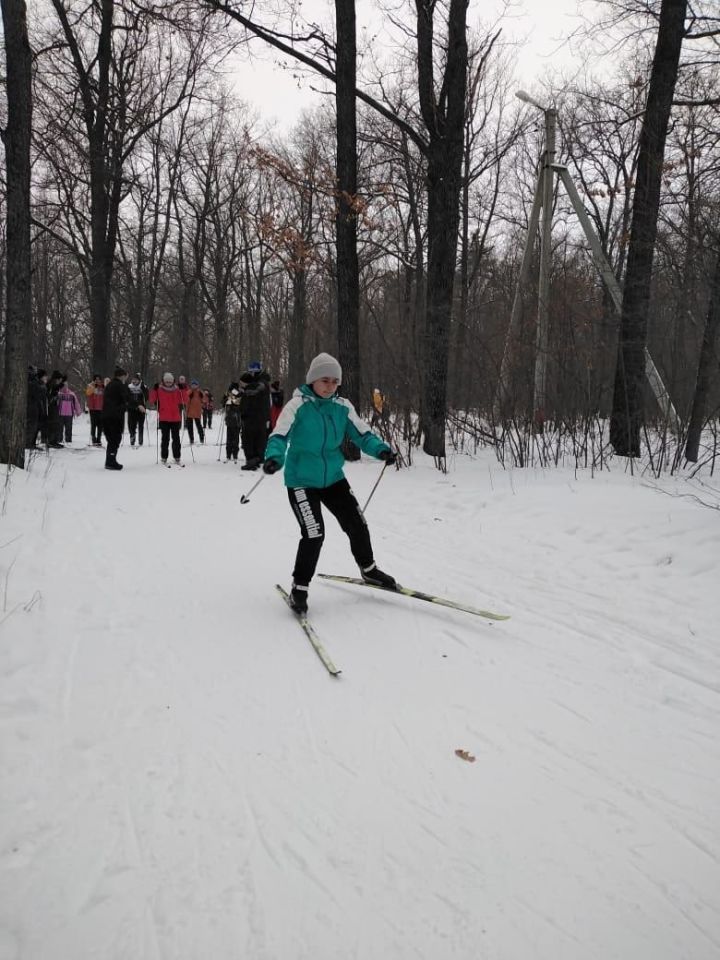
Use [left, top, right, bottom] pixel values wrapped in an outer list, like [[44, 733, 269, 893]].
[[263, 352, 397, 613]]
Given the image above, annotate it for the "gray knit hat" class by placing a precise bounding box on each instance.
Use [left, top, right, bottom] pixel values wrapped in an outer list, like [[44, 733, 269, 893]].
[[305, 352, 342, 385]]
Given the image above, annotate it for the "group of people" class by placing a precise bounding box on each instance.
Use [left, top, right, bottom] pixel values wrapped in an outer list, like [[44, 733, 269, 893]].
[[26, 365, 216, 468], [26, 368, 84, 450]]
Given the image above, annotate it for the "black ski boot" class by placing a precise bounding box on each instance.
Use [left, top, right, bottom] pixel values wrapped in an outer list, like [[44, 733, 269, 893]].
[[290, 583, 309, 614], [105, 454, 123, 471], [361, 564, 397, 589]]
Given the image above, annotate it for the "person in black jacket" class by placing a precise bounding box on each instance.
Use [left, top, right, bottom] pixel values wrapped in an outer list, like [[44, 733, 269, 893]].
[[26, 367, 47, 450], [46, 370, 65, 448], [127, 373, 148, 447], [239, 360, 271, 470], [102, 367, 135, 470], [223, 383, 242, 463]]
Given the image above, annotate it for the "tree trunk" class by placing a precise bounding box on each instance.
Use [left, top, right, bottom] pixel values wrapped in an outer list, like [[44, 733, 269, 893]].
[[0, 0, 33, 468], [335, 0, 361, 456], [289, 268, 307, 391], [685, 240, 720, 462], [416, 0, 468, 457], [609, 0, 687, 456]]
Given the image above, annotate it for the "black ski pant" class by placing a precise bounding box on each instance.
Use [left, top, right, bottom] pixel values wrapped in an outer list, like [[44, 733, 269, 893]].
[[90, 410, 103, 444], [61, 415, 74, 442], [48, 409, 63, 445], [159, 421, 182, 461], [241, 418, 267, 464], [26, 413, 40, 448], [226, 419, 240, 460], [288, 478, 373, 587], [128, 409, 145, 445], [202, 409, 213, 429], [186, 417, 205, 444], [103, 417, 124, 465]]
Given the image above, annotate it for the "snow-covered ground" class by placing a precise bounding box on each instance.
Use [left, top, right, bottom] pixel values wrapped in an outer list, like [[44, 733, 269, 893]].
[[1, 415, 719, 960]]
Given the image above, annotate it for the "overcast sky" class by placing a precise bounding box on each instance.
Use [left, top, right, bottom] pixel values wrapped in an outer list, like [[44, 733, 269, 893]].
[[229, 0, 593, 131]]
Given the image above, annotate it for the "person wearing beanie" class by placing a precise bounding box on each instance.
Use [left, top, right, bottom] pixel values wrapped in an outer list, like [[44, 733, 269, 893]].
[[85, 374, 105, 446], [202, 389, 215, 430], [239, 360, 271, 469], [127, 373, 148, 447], [185, 379, 205, 445], [223, 381, 243, 462], [57, 377, 83, 443], [102, 368, 132, 470], [149, 373, 184, 464], [263, 352, 398, 614]]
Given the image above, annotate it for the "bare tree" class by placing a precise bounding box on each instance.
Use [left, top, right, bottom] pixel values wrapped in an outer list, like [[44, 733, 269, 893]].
[[609, 0, 688, 456], [38, 1, 213, 374], [0, 0, 32, 468], [685, 238, 720, 462], [335, 0, 361, 456]]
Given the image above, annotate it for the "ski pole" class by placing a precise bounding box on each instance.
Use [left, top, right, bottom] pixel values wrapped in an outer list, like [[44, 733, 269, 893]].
[[216, 413, 226, 461], [184, 420, 196, 462], [240, 473, 266, 504], [362, 460, 390, 513]]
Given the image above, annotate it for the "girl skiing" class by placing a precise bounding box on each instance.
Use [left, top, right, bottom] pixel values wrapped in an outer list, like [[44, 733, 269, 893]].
[[263, 353, 396, 613]]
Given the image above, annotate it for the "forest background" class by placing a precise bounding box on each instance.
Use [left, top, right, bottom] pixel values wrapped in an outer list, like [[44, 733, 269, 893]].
[[0, 0, 719, 470]]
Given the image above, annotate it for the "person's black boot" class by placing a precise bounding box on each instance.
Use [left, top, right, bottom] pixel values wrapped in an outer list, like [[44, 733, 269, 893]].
[[361, 564, 397, 589], [105, 452, 123, 471], [290, 583, 309, 614]]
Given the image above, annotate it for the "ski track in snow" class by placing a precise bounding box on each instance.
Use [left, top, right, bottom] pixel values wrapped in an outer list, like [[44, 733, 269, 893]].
[[1, 423, 719, 959]]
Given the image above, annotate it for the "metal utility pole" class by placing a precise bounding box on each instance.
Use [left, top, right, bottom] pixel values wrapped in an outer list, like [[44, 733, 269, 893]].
[[495, 90, 679, 434], [535, 104, 556, 428]]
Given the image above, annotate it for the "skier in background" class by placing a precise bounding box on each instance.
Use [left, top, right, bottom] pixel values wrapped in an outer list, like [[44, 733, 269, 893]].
[[26, 367, 47, 450], [224, 383, 243, 463], [85, 374, 105, 446], [127, 373, 148, 447], [239, 360, 271, 470], [46, 371, 65, 448], [263, 352, 397, 614], [202, 390, 214, 430], [102, 367, 133, 471], [185, 379, 205, 445], [149, 372, 184, 465], [57, 377, 83, 443]]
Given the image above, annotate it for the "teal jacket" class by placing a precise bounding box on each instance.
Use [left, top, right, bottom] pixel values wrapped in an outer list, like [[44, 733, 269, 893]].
[[265, 385, 390, 489]]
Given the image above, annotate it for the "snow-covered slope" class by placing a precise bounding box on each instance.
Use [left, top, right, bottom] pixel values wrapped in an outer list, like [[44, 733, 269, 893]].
[[1, 421, 719, 959]]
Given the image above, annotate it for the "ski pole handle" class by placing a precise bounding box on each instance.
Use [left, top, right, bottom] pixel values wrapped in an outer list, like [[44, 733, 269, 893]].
[[240, 473, 266, 504]]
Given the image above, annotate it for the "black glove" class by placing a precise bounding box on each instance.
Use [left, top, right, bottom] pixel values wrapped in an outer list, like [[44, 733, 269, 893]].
[[379, 449, 397, 465], [263, 459, 281, 475]]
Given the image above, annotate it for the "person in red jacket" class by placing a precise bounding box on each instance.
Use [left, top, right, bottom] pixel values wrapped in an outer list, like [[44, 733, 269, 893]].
[[85, 374, 105, 446], [149, 372, 184, 465]]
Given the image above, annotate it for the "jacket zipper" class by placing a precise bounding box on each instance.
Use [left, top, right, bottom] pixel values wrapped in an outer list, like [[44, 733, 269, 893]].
[[321, 405, 328, 487]]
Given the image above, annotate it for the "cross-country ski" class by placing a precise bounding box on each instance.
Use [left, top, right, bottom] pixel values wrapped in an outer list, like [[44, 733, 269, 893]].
[[318, 573, 510, 621], [276, 584, 341, 677]]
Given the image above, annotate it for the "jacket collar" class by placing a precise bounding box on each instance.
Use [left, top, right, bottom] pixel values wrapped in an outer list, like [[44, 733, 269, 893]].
[[298, 383, 337, 404]]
